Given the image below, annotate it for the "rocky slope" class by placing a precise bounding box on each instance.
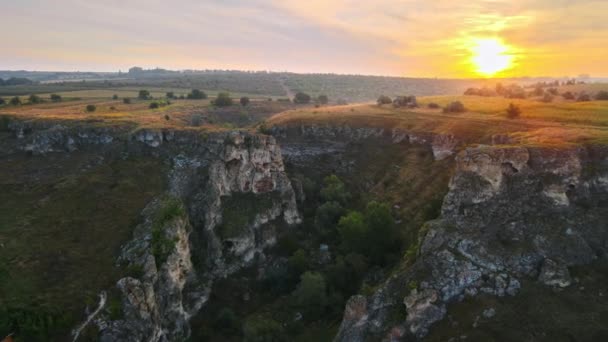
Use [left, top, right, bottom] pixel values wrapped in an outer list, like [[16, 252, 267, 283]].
[[334, 144, 608, 341]]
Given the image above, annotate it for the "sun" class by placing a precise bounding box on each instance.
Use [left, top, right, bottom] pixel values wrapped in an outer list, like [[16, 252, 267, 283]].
[[470, 38, 514, 76]]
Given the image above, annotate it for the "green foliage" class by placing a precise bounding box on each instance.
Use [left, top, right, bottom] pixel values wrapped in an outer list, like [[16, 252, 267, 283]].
[[9, 96, 21, 106], [150, 197, 185, 265], [166, 92, 175, 99], [214, 308, 241, 336], [187, 89, 207, 99], [506, 103, 521, 119], [85, 104, 96, 112], [317, 94, 329, 105], [288, 249, 310, 278], [149, 102, 160, 109], [292, 272, 327, 318], [293, 92, 311, 104], [138, 89, 150, 99], [218, 193, 275, 239], [314, 201, 346, 234], [319, 175, 350, 204], [191, 113, 203, 127], [0, 307, 73, 341], [337, 211, 367, 253], [325, 253, 368, 296], [107, 296, 123, 320], [28, 94, 42, 104], [443, 101, 467, 113], [377, 95, 392, 105], [0, 98, 4, 106], [428, 102, 440, 109], [240, 96, 250, 106], [123, 97, 131, 104], [243, 315, 287, 342], [214, 92, 233, 107], [50, 94, 62, 102]]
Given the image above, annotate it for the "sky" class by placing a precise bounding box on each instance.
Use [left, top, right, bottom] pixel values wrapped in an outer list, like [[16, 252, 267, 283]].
[[1, 0, 607, 78]]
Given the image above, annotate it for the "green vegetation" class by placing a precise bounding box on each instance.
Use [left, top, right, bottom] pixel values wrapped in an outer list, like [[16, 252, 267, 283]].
[[217, 192, 276, 239], [506, 103, 521, 119], [28, 94, 42, 104], [240, 96, 250, 106], [293, 92, 311, 104], [50, 94, 62, 102], [85, 104, 96, 112], [317, 95, 328, 105], [138, 89, 151, 99], [377, 95, 392, 105], [214, 92, 233, 107], [151, 197, 185, 265], [10, 96, 21, 106], [292, 272, 327, 318], [123, 97, 131, 104], [244, 315, 287, 342], [443, 101, 467, 113]]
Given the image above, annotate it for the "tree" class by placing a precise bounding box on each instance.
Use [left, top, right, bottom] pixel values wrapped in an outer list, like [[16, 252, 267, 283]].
[[123, 98, 132, 104], [443, 101, 466, 113], [214, 92, 233, 107], [562, 91, 575, 100], [317, 95, 329, 105], [293, 92, 311, 104], [187, 89, 207, 99], [577, 93, 591, 102], [214, 308, 241, 336], [50, 94, 62, 102], [288, 249, 310, 279], [506, 103, 521, 119], [243, 316, 286, 342], [149, 102, 160, 109], [377, 95, 392, 105], [112, 94, 119, 100], [320, 175, 351, 204], [166, 92, 175, 99], [240, 96, 250, 106], [28, 94, 42, 104], [314, 201, 346, 234], [0, 98, 4, 105], [427, 102, 440, 109], [138, 90, 150, 100], [595, 91, 608, 100], [86, 104, 97, 112], [337, 211, 367, 254], [9, 96, 21, 106], [292, 272, 327, 318]]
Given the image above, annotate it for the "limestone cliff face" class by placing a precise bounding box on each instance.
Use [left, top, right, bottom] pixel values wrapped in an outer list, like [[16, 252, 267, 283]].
[[335, 145, 608, 341]]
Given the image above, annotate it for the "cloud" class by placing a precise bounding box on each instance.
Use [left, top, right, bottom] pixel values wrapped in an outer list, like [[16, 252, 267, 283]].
[[0, 0, 606, 76]]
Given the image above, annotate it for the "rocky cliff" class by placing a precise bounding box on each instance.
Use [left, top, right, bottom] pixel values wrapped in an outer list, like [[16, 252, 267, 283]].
[[334, 144, 608, 341]]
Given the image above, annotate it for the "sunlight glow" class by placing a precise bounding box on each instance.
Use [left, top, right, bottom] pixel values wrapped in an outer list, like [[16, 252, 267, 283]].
[[470, 38, 514, 76]]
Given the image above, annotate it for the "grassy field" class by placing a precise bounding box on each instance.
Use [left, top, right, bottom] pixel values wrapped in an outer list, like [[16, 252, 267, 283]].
[[268, 94, 608, 146]]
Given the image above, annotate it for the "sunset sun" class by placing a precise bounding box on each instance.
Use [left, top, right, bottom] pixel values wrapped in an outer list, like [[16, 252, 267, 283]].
[[470, 38, 514, 76]]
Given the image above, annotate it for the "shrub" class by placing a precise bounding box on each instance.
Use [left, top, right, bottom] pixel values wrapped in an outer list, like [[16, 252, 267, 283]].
[[243, 316, 286, 342], [123, 97, 132, 104], [288, 249, 310, 278], [110, 106, 116, 111], [320, 175, 351, 204], [191, 113, 203, 126], [547, 88, 559, 96], [427, 102, 440, 109], [443, 101, 466, 113], [393, 95, 418, 108], [293, 92, 311, 104], [506, 103, 521, 119], [577, 93, 591, 102], [138, 90, 150, 100], [595, 91, 608, 100], [50, 94, 62, 102], [317, 94, 329, 105], [240, 96, 250, 106], [315, 201, 346, 234], [112, 94, 118, 100], [28, 94, 42, 104], [187, 89, 207, 99], [292, 272, 327, 318], [164, 114, 170, 121], [214, 92, 233, 107], [149, 102, 160, 109], [166, 92, 175, 99], [562, 91, 575, 100], [86, 104, 97, 112], [9, 96, 21, 106], [377, 95, 392, 105], [0, 98, 5, 106], [214, 308, 241, 335], [337, 211, 367, 253], [541, 93, 554, 103]]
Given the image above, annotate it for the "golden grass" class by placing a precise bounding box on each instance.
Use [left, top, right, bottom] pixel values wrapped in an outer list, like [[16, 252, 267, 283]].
[[268, 96, 608, 146]]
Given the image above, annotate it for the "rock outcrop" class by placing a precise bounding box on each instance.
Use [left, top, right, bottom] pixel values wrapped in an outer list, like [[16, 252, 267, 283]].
[[335, 145, 608, 341]]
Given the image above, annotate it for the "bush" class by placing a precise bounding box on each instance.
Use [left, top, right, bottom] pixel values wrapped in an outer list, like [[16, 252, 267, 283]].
[[506, 103, 521, 119], [9, 96, 21, 106], [50, 94, 62, 102], [427, 102, 440, 109], [240, 96, 250, 106], [86, 104, 97, 112], [317, 95, 329, 105], [191, 113, 203, 126], [214, 308, 241, 335], [0, 98, 4, 106], [288, 249, 310, 278], [541, 93, 554, 103], [595, 91, 608, 100], [377, 95, 392, 105], [315, 201, 346, 234], [577, 93, 591, 102], [149, 102, 160, 109], [214, 92, 233, 107], [547, 88, 559, 96], [320, 175, 351, 204], [28, 94, 42, 104], [562, 91, 575, 100], [123, 98, 131, 104], [292, 272, 327, 318], [243, 316, 286, 342], [293, 92, 311, 104], [393, 95, 418, 108], [138, 90, 150, 100], [337, 211, 367, 253], [187, 89, 207, 99], [112, 94, 118, 100], [443, 101, 466, 113], [166, 92, 175, 99]]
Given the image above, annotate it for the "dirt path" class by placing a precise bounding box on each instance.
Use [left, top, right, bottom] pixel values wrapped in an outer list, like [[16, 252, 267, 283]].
[[278, 78, 295, 99], [72, 291, 107, 341]]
